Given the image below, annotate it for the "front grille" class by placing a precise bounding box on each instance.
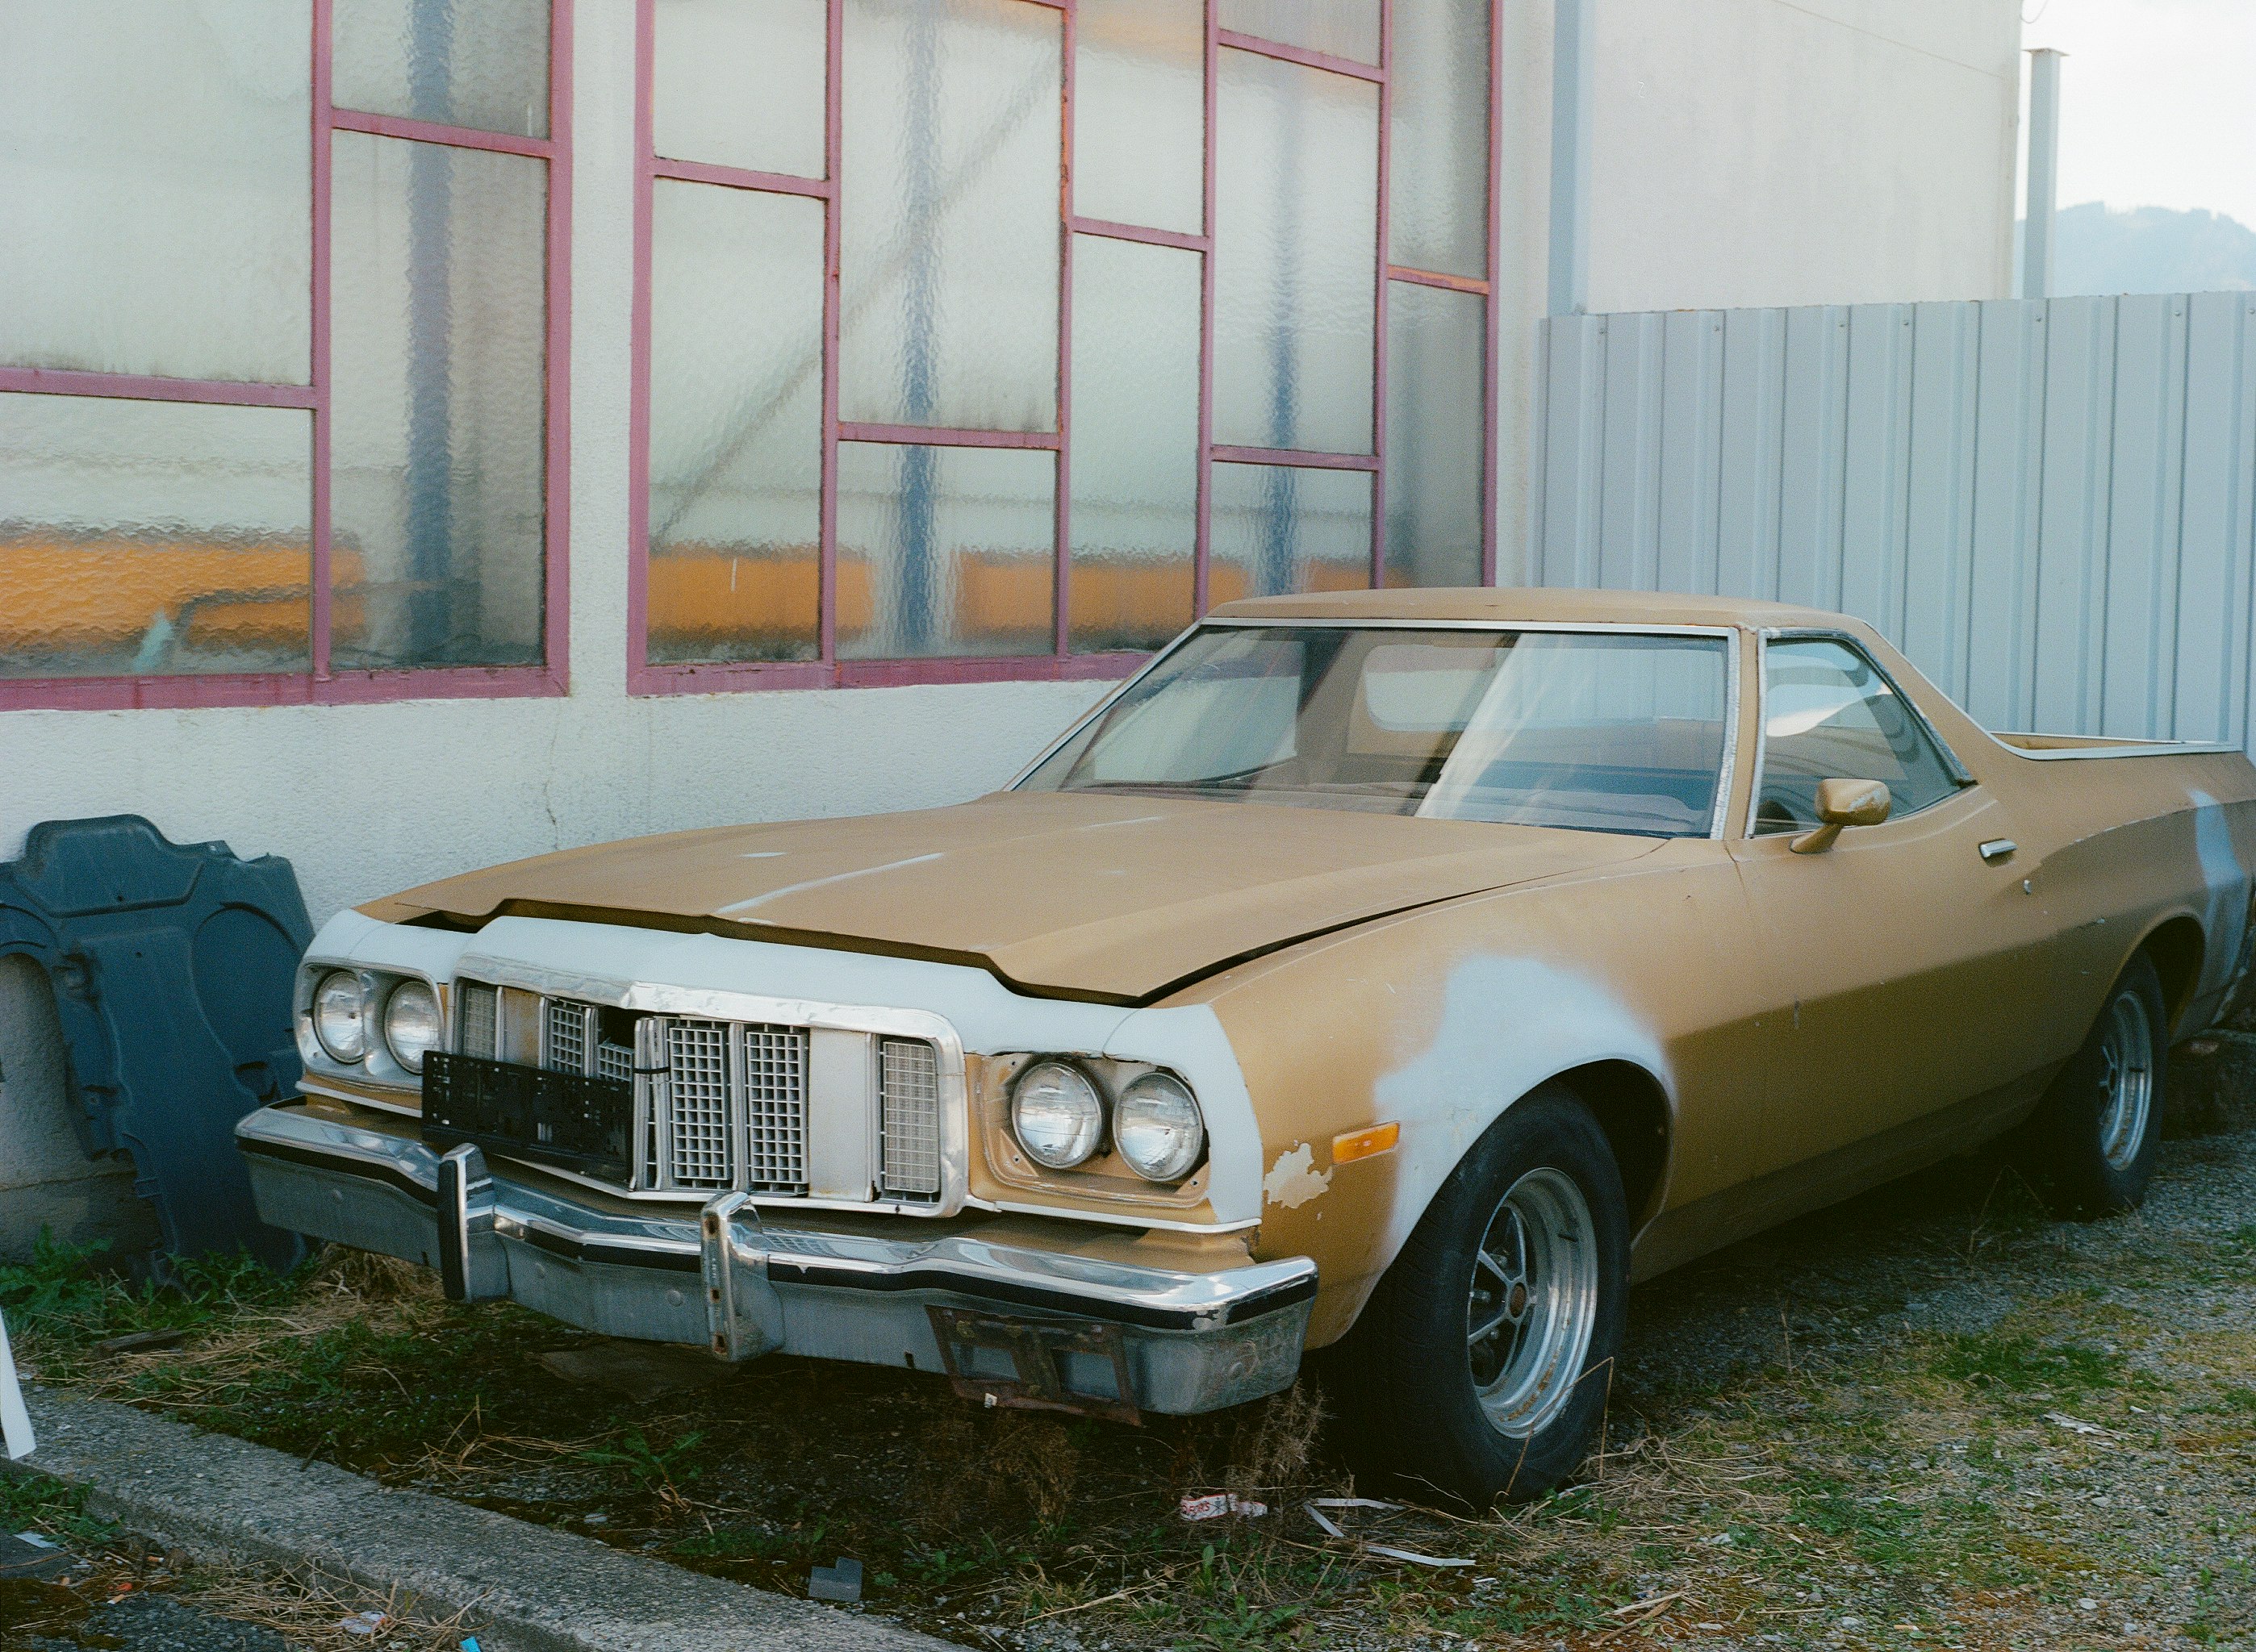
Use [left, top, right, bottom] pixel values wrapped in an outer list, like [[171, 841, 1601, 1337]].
[[457, 982, 499, 1060], [879, 1038, 942, 1199], [662, 1019, 738, 1190], [444, 981, 944, 1206], [741, 1025, 810, 1193], [595, 1039, 634, 1084], [544, 999, 590, 1076]]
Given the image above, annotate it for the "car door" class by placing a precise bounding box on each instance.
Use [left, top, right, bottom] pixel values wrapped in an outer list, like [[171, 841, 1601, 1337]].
[[1727, 632, 2062, 1186]]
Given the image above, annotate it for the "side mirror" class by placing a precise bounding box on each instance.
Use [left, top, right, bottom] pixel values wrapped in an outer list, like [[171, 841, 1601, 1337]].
[[1789, 778, 1892, 855]]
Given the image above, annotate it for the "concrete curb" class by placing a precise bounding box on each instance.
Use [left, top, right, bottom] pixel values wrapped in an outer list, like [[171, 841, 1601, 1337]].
[[8, 1387, 956, 1652]]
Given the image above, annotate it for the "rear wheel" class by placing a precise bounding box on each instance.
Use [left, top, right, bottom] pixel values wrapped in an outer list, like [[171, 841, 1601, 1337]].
[[2021, 952, 2167, 1216], [1329, 1086, 1628, 1508]]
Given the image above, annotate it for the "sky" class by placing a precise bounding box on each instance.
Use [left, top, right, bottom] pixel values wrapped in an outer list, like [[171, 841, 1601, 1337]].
[[2020, 0, 2256, 230]]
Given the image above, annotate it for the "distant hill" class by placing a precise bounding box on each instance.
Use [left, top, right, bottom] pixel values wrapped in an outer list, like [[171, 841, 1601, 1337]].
[[2049, 202, 2256, 296]]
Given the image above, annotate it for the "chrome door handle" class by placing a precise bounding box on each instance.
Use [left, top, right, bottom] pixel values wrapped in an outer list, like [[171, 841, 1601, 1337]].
[[1978, 839, 2017, 865]]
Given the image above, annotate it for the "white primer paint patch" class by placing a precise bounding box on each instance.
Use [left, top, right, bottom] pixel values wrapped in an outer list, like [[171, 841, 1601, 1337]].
[[2190, 790, 2252, 999], [1371, 955, 1672, 1261], [1264, 1142, 1331, 1210]]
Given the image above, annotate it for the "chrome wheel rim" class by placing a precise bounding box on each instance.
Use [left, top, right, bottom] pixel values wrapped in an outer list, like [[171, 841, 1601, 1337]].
[[1466, 1166, 1599, 1439], [2096, 989, 2155, 1171]]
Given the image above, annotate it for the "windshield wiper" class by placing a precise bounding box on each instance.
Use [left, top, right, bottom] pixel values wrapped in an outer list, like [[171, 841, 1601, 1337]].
[[1072, 764, 1278, 791]]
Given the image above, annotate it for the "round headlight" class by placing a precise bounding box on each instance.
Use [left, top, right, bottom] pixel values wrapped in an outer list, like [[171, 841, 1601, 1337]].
[[311, 970, 370, 1062], [1011, 1061, 1105, 1170], [382, 978, 443, 1074], [1113, 1072, 1205, 1183]]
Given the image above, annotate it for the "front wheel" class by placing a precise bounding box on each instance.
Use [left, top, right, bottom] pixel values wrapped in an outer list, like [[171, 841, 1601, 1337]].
[[2020, 951, 2168, 1216], [1328, 1086, 1629, 1508]]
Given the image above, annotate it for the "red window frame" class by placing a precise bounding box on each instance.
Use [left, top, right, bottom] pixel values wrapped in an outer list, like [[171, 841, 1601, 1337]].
[[629, 0, 1503, 695], [0, 0, 574, 712]]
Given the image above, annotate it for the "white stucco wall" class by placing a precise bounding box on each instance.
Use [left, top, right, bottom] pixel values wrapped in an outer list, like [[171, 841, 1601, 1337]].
[[1585, 0, 2024, 313], [1486, 0, 2022, 576]]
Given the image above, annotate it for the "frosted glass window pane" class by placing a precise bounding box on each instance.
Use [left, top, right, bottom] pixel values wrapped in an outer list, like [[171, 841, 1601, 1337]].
[[654, 0, 828, 178], [1214, 50, 1377, 455], [649, 182, 825, 665], [1209, 463, 1371, 601], [1389, 0, 1489, 278], [1074, 0, 1202, 235], [838, 443, 1054, 658], [334, 0, 551, 138], [0, 394, 311, 678], [841, 0, 1060, 433], [330, 133, 548, 670], [0, 0, 311, 384], [1069, 237, 1199, 653], [1217, 0, 1377, 65], [1385, 282, 1484, 587]]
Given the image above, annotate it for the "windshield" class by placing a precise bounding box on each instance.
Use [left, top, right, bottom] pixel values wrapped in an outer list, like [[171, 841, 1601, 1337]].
[[1019, 625, 1732, 837]]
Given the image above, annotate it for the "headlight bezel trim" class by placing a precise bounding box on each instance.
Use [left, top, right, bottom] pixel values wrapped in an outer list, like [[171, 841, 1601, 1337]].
[[996, 1052, 1209, 1191], [298, 960, 448, 1091]]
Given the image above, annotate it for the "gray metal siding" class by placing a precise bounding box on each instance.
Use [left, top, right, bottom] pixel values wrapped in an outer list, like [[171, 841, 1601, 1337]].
[[1533, 294, 2256, 745]]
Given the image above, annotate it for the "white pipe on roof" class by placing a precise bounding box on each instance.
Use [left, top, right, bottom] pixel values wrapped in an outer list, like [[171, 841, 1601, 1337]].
[[1548, 0, 1595, 316], [2023, 48, 2065, 300]]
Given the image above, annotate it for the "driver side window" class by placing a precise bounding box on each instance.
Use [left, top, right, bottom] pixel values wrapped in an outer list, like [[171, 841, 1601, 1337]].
[[1754, 638, 1963, 833]]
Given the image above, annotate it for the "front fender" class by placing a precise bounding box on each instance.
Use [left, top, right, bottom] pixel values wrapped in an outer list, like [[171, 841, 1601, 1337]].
[[1213, 946, 1677, 1345]]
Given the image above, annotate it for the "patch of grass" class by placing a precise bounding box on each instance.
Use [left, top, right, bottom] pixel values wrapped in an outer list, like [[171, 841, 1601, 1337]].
[[666, 1522, 804, 1564], [0, 1232, 309, 1352], [1931, 1331, 2123, 1395], [579, 1428, 704, 1491], [0, 1470, 116, 1549]]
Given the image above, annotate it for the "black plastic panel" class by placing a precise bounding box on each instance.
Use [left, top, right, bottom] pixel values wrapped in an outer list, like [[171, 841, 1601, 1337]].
[[0, 815, 311, 1273], [423, 1051, 634, 1183]]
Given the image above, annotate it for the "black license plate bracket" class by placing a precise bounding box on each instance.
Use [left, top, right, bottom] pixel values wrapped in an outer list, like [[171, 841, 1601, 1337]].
[[422, 1050, 634, 1183], [926, 1305, 1142, 1425]]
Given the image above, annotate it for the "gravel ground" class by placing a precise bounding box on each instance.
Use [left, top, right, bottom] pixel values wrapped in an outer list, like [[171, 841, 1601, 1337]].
[[8, 1592, 291, 1652]]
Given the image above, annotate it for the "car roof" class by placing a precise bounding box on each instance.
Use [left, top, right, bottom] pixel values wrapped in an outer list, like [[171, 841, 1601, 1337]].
[[1203, 586, 1850, 629]]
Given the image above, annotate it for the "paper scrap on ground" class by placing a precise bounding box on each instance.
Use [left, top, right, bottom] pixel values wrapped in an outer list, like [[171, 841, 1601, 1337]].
[[1, 1310, 33, 1462], [1180, 1493, 1267, 1521]]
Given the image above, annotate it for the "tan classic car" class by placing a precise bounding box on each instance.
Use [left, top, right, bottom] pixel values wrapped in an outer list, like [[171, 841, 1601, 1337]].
[[238, 589, 2256, 1504]]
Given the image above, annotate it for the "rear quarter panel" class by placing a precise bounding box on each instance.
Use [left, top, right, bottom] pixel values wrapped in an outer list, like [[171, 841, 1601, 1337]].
[[1984, 745, 2256, 1037]]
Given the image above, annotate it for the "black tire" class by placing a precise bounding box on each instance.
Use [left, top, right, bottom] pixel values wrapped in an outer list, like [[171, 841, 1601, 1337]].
[[2020, 951, 2168, 1217], [1326, 1085, 1629, 1509]]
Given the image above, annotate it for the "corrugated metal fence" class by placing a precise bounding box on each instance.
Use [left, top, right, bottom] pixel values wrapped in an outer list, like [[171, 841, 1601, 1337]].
[[1532, 294, 2256, 744]]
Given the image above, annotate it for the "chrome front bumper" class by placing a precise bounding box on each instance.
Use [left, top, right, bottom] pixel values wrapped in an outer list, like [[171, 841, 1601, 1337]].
[[236, 1104, 1315, 1416]]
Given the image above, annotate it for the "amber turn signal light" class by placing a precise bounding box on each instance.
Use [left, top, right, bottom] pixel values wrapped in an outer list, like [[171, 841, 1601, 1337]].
[[1331, 1122, 1400, 1165]]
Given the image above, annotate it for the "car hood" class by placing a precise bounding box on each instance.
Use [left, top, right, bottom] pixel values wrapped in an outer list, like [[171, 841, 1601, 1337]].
[[362, 791, 1663, 1003]]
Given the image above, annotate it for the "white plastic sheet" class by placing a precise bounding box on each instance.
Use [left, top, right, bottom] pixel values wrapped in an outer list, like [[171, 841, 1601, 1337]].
[[1, 1309, 33, 1461]]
